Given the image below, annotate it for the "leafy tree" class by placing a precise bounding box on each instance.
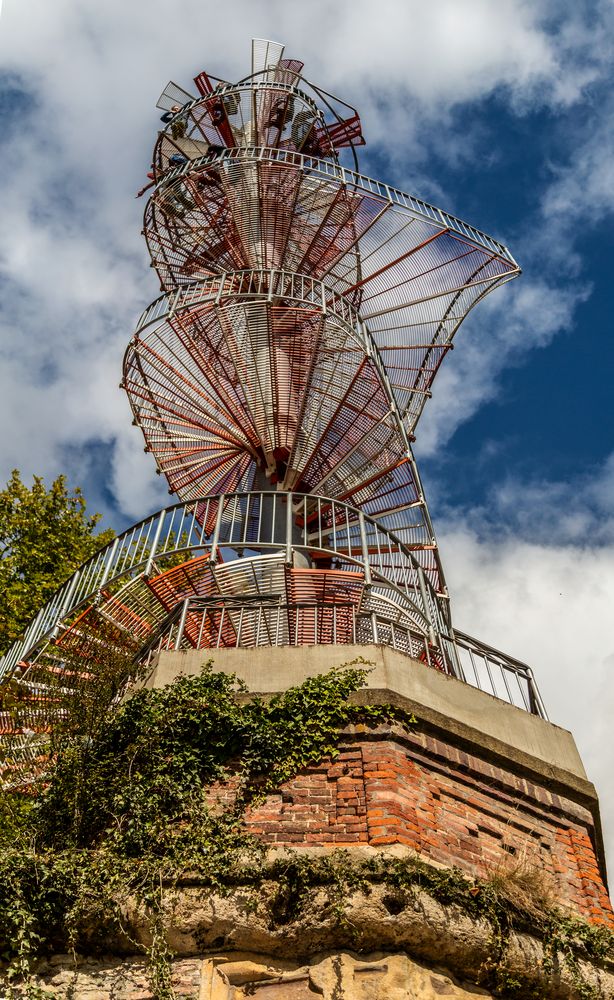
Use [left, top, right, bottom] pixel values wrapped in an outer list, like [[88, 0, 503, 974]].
[[0, 470, 115, 654]]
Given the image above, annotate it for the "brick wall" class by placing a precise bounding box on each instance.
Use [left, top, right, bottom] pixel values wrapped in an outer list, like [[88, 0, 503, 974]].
[[209, 722, 613, 926]]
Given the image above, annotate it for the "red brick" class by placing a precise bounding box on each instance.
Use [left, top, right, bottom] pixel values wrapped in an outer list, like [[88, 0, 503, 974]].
[[232, 729, 613, 927]]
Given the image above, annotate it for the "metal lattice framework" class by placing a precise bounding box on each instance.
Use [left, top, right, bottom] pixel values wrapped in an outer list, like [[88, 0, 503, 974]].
[[0, 40, 547, 783]]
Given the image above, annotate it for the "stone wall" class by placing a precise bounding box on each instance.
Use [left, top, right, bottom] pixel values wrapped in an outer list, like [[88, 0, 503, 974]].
[[204, 721, 612, 927], [16, 953, 503, 999], [14, 869, 614, 995], [8, 652, 612, 998]]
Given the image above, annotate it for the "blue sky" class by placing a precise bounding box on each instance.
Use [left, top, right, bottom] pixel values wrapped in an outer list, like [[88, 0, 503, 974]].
[[0, 0, 612, 861]]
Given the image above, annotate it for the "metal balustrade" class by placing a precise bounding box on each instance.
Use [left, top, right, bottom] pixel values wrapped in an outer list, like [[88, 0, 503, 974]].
[[170, 79, 321, 121], [0, 491, 450, 680], [0, 489, 548, 718], [138, 595, 547, 717], [134, 269, 360, 339], [159, 146, 517, 264], [453, 630, 548, 718]]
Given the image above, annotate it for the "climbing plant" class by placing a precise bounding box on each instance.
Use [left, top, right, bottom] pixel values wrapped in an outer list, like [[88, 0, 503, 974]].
[[0, 662, 408, 992], [0, 662, 611, 999]]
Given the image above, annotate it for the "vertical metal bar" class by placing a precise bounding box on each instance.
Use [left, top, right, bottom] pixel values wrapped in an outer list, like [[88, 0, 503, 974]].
[[197, 609, 206, 648], [174, 505, 188, 549], [423, 639, 432, 667], [359, 512, 372, 585], [215, 272, 227, 304], [346, 508, 352, 557], [371, 611, 378, 644], [417, 566, 437, 646], [186, 504, 198, 547], [98, 537, 120, 591], [500, 663, 515, 707], [175, 598, 190, 650], [210, 497, 224, 563], [144, 510, 166, 577], [527, 667, 547, 719], [447, 628, 466, 681], [131, 520, 147, 570], [50, 569, 82, 637], [286, 491, 293, 564], [162, 507, 178, 551], [199, 500, 210, 544], [467, 648, 480, 687], [218, 608, 225, 648], [256, 492, 263, 545], [482, 653, 497, 696]]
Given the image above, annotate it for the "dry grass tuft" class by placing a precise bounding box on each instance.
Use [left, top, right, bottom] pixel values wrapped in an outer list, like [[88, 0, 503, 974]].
[[482, 850, 556, 923]]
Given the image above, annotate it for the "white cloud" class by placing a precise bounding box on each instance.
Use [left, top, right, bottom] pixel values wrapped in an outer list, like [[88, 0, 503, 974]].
[[437, 449, 614, 864], [441, 521, 614, 868]]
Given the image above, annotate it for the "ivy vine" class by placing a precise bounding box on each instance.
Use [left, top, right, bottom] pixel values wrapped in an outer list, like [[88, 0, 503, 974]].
[[0, 662, 611, 1000]]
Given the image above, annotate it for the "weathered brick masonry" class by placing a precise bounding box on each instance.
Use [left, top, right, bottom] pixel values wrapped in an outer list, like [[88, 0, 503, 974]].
[[210, 721, 613, 927]]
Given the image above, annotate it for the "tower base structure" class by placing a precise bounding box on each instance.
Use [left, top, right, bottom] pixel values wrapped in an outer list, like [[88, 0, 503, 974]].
[[18, 647, 613, 1000], [144, 644, 611, 926]]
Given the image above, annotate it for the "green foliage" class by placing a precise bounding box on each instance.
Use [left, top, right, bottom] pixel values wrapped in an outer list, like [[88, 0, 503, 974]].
[[0, 470, 114, 654], [541, 911, 614, 1000], [0, 662, 409, 994], [0, 662, 611, 1000], [35, 661, 386, 858]]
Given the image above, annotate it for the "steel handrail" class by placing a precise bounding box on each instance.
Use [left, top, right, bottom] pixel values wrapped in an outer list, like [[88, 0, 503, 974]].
[[156, 146, 517, 265], [133, 269, 360, 338], [138, 596, 546, 716], [0, 491, 447, 680]]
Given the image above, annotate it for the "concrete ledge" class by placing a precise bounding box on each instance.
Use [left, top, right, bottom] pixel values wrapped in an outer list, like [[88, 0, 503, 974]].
[[148, 644, 586, 780], [145, 645, 608, 883]]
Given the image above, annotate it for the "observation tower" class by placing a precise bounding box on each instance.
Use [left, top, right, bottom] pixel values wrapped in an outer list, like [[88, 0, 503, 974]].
[[1, 39, 613, 996], [1, 39, 544, 714]]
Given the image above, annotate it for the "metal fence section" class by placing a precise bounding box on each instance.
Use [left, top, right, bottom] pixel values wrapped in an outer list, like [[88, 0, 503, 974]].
[[134, 269, 360, 338], [452, 630, 548, 718], [160, 146, 517, 265], [0, 490, 548, 719], [137, 595, 546, 718], [0, 492, 449, 680]]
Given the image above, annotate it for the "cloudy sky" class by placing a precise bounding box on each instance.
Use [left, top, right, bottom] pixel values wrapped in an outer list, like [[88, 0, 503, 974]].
[[0, 1, 612, 863]]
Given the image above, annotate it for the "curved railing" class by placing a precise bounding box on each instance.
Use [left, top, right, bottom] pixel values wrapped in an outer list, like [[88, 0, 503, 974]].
[[137, 595, 546, 717], [128, 270, 401, 441], [160, 80, 322, 126], [128, 269, 415, 457], [133, 269, 360, 338], [0, 488, 548, 718], [139, 597, 441, 666], [0, 492, 449, 680], [157, 146, 518, 265]]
